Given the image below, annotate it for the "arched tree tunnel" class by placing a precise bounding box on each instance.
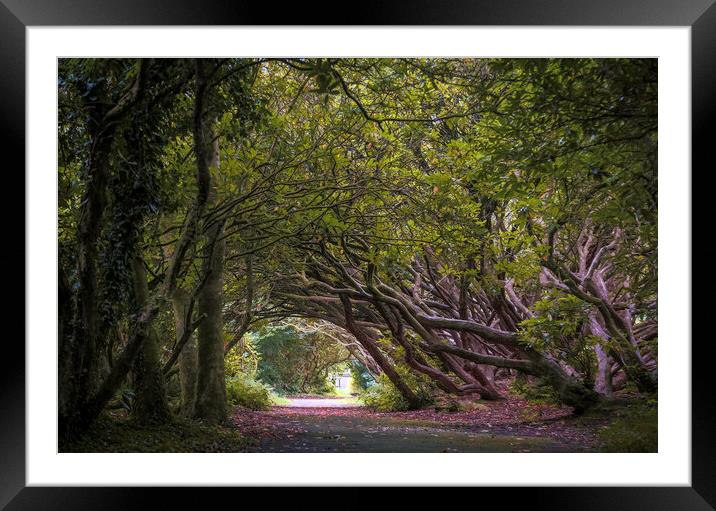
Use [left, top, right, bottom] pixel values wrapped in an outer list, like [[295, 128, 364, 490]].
[[58, 57, 658, 452]]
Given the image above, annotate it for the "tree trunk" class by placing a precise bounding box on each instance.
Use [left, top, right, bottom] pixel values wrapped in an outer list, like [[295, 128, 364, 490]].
[[193, 116, 227, 424], [58, 263, 76, 426], [463, 361, 503, 400], [59, 60, 151, 443], [194, 223, 227, 423], [432, 341, 600, 412], [130, 257, 172, 425], [172, 287, 198, 417], [525, 351, 600, 414], [60, 128, 113, 441], [584, 274, 657, 394], [73, 135, 113, 409], [594, 344, 613, 396], [340, 295, 422, 409]]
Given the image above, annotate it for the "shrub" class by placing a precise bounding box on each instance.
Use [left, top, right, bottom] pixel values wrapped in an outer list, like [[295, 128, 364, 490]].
[[361, 369, 434, 412], [509, 376, 559, 405], [225, 373, 274, 411], [308, 377, 336, 396], [599, 403, 657, 452], [433, 398, 462, 413], [349, 360, 375, 393], [362, 375, 409, 411]]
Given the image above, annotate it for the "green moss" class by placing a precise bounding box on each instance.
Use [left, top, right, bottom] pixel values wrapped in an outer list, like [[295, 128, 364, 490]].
[[62, 413, 253, 453], [433, 400, 462, 413], [598, 401, 657, 452]]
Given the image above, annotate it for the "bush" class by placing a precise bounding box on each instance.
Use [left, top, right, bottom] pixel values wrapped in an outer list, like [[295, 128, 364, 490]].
[[349, 360, 375, 393], [509, 376, 559, 405], [225, 373, 274, 411], [361, 370, 434, 412], [307, 378, 336, 396], [362, 375, 409, 411], [599, 403, 657, 452]]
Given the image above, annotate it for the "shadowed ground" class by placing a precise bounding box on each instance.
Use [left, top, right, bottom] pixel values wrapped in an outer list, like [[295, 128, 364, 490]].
[[240, 397, 595, 452]]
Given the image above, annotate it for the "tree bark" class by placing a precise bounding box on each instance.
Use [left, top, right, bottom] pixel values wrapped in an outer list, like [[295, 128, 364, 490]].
[[58, 263, 76, 424], [193, 98, 228, 424], [172, 287, 198, 417], [130, 257, 172, 425], [340, 294, 422, 409], [594, 344, 614, 396], [194, 223, 228, 423], [543, 258, 657, 394]]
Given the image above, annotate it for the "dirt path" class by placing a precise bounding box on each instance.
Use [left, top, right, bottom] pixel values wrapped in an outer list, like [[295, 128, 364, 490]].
[[284, 397, 360, 408], [236, 398, 599, 453]]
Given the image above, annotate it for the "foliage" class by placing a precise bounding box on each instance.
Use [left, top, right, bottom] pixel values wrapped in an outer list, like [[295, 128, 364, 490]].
[[519, 291, 598, 384], [225, 373, 274, 411], [225, 334, 261, 379], [509, 376, 560, 405], [362, 368, 435, 412], [361, 375, 410, 411], [349, 360, 375, 393], [254, 324, 350, 395]]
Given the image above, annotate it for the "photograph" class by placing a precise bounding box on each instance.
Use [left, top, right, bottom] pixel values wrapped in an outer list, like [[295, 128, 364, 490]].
[[57, 56, 659, 454]]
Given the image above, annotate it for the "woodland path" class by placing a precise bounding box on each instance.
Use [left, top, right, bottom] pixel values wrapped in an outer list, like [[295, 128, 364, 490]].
[[283, 397, 361, 408], [237, 398, 599, 453]]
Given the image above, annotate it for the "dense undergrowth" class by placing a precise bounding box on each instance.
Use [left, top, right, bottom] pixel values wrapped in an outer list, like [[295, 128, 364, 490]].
[[62, 413, 253, 453], [509, 376, 561, 405], [360, 371, 435, 412], [225, 374, 276, 411]]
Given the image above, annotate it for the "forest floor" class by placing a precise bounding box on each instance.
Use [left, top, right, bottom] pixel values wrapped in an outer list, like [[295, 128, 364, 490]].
[[64, 394, 654, 453], [235, 396, 610, 453], [64, 413, 254, 452]]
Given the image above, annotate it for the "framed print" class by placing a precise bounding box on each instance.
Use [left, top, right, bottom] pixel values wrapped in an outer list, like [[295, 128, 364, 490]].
[[2, 0, 714, 508]]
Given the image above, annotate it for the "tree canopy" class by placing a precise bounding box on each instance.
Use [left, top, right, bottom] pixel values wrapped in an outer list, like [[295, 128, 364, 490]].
[[58, 57, 657, 442]]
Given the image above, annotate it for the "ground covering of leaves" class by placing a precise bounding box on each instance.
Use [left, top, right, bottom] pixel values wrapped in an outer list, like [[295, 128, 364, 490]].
[[64, 393, 651, 452], [230, 395, 611, 451], [62, 412, 256, 452]]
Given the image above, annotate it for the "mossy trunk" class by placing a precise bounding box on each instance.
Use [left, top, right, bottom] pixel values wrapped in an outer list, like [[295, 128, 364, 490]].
[[172, 288, 198, 417], [194, 223, 227, 424], [527, 351, 600, 414], [58, 263, 77, 434], [131, 257, 172, 425], [194, 129, 227, 423]]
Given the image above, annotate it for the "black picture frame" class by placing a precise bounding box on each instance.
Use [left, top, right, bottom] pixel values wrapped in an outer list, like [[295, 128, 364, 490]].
[[2, 0, 713, 508]]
